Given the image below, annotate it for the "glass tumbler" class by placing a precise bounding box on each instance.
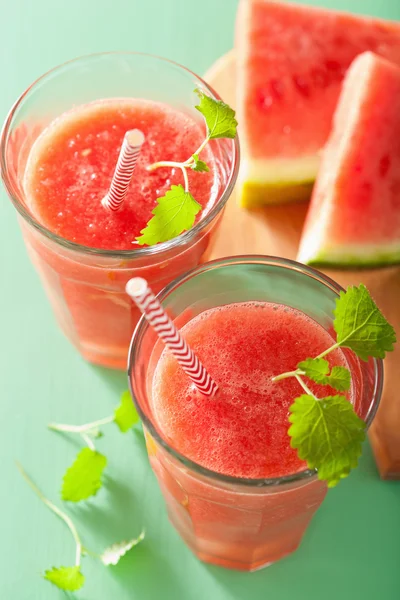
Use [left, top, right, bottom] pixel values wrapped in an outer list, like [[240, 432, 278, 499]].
[[1, 52, 238, 369], [128, 255, 383, 571]]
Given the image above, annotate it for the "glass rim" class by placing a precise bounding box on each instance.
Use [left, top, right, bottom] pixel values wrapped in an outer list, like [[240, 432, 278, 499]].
[[127, 254, 384, 489], [0, 50, 240, 258]]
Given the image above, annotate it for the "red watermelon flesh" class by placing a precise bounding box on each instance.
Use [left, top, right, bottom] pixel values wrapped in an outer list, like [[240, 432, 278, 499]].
[[297, 51, 400, 267], [236, 0, 400, 206]]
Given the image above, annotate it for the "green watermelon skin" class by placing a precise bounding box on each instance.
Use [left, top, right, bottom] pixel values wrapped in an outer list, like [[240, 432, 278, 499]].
[[297, 51, 400, 268], [236, 0, 400, 207]]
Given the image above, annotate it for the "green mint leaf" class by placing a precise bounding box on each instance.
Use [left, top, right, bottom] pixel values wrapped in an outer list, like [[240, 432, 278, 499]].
[[61, 448, 107, 502], [195, 89, 238, 139], [44, 566, 84, 591], [288, 394, 366, 487], [114, 391, 140, 433], [298, 358, 351, 392], [136, 184, 201, 246], [298, 358, 329, 383], [327, 366, 351, 392], [334, 284, 396, 360], [100, 530, 145, 566], [191, 153, 209, 172]]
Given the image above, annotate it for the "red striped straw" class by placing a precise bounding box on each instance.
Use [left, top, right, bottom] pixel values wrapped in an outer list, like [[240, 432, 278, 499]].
[[101, 129, 145, 211], [126, 277, 218, 397]]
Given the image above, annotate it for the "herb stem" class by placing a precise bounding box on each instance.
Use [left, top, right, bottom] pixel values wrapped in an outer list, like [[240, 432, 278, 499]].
[[271, 369, 302, 382], [272, 341, 344, 385], [148, 135, 209, 173], [181, 165, 189, 192], [191, 136, 210, 159], [75, 544, 82, 566], [295, 375, 317, 399], [81, 433, 96, 451], [316, 341, 341, 360], [16, 462, 83, 566], [147, 133, 209, 195], [147, 161, 190, 192], [48, 415, 115, 434], [147, 160, 184, 171]]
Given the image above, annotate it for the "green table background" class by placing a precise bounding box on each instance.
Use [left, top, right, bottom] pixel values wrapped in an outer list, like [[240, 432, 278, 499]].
[[1, 0, 400, 598]]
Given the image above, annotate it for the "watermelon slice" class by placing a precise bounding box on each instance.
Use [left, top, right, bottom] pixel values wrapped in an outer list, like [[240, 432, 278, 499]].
[[236, 0, 400, 207], [297, 52, 400, 267]]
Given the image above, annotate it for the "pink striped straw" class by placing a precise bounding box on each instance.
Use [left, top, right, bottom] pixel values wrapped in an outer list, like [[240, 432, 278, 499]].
[[102, 129, 145, 211], [126, 277, 218, 397]]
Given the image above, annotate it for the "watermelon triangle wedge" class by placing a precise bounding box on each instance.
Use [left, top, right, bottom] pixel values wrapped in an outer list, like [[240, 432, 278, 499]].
[[297, 51, 400, 268], [236, 0, 400, 207]]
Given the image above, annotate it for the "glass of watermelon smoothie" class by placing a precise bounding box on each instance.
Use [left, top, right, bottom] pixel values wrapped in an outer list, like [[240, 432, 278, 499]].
[[1, 53, 238, 369], [128, 256, 382, 571]]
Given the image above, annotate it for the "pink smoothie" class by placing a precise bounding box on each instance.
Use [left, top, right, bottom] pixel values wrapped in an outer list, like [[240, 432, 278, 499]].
[[20, 98, 221, 369], [23, 99, 216, 250], [152, 301, 351, 479]]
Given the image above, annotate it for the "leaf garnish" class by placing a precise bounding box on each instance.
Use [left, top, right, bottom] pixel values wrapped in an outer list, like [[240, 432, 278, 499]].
[[289, 394, 366, 487], [19, 393, 145, 594], [191, 153, 209, 172], [326, 366, 351, 392], [141, 90, 237, 245], [17, 463, 86, 590], [44, 566, 85, 591], [61, 448, 107, 502], [114, 391, 140, 432], [298, 358, 329, 383], [194, 90, 238, 139], [273, 284, 395, 486], [136, 185, 201, 246], [298, 358, 351, 392], [334, 284, 396, 360], [100, 530, 145, 566]]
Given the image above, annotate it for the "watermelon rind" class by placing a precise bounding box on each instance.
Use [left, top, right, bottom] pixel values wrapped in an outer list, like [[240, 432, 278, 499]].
[[238, 179, 313, 208], [236, 0, 400, 209], [236, 1, 318, 207], [298, 244, 400, 269], [237, 156, 317, 207], [297, 52, 400, 270]]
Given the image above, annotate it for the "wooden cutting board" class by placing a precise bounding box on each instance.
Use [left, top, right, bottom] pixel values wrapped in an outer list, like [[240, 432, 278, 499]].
[[205, 50, 400, 479]]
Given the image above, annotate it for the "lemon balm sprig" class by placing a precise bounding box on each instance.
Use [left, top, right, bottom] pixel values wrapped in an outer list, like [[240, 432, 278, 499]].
[[147, 90, 237, 188], [147, 135, 211, 192], [17, 462, 144, 592], [48, 390, 137, 441], [136, 90, 238, 246], [272, 284, 396, 487], [17, 462, 84, 569], [49, 392, 140, 503]]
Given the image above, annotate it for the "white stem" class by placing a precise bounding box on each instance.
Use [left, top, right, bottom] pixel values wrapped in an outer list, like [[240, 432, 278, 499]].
[[48, 415, 115, 434], [316, 341, 341, 360], [75, 543, 82, 566], [273, 338, 343, 383], [181, 165, 189, 192], [147, 160, 184, 171], [148, 135, 210, 172], [271, 369, 302, 383], [81, 433, 95, 451], [147, 134, 209, 194], [16, 462, 83, 566], [147, 161, 189, 192], [295, 374, 318, 399], [191, 136, 210, 160]]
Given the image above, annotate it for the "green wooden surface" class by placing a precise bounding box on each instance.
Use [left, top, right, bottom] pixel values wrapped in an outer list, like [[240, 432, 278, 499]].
[[1, 0, 400, 598]]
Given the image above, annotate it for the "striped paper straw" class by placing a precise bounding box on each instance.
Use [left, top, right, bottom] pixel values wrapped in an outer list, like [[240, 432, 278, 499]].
[[126, 278, 218, 397], [102, 129, 145, 211]]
